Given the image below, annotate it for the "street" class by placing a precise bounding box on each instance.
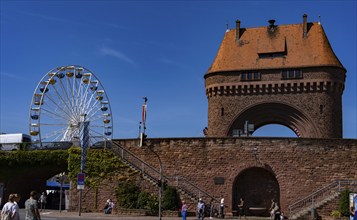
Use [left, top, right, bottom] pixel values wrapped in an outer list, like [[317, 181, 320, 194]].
[[18, 209, 268, 220], [19, 209, 199, 220]]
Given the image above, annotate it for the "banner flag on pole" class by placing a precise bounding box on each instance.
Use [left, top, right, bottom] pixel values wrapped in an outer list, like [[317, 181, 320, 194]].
[[142, 103, 147, 128]]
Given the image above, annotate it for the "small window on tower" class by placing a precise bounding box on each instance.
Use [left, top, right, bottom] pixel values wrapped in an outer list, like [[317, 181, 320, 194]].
[[281, 69, 303, 80], [241, 73, 246, 80], [240, 71, 261, 81]]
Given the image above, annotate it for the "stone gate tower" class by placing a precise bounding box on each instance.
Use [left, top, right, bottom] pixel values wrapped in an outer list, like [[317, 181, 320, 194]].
[[204, 14, 346, 138]]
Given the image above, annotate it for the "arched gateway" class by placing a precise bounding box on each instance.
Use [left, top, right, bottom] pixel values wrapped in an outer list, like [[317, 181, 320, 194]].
[[233, 167, 279, 217]]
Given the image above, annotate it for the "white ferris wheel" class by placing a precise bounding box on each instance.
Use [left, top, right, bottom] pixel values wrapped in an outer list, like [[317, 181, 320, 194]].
[[29, 65, 113, 148]]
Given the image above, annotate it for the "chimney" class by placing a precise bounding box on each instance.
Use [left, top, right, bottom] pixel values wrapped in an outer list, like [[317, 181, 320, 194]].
[[268, 19, 276, 27], [303, 14, 308, 38], [236, 19, 241, 41], [268, 19, 277, 33]]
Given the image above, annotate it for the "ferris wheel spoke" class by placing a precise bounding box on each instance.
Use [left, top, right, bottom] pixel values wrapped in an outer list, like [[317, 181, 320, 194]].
[[86, 114, 103, 123], [85, 103, 102, 119], [46, 86, 76, 122], [44, 95, 73, 122], [78, 83, 92, 115], [56, 76, 77, 115], [65, 74, 76, 112], [41, 127, 68, 141], [41, 106, 71, 122], [83, 92, 97, 113]]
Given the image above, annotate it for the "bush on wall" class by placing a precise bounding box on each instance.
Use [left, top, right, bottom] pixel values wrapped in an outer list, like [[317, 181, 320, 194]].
[[137, 191, 159, 214], [115, 180, 141, 209], [339, 189, 350, 217], [162, 186, 180, 211], [67, 147, 136, 188]]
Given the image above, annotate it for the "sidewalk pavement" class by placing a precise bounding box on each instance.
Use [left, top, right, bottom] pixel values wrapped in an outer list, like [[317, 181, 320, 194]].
[[21, 209, 269, 219], [35, 209, 200, 219]]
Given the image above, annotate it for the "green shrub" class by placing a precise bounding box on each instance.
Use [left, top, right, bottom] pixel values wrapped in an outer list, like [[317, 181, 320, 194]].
[[137, 191, 158, 214], [339, 189, 350, 216], [137, 191, 151, 209], [115, 180, 140, 209], [162, 186, 180, 211]]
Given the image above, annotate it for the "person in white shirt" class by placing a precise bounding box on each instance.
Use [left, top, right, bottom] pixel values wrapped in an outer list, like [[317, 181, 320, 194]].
[[220, 195, 224, 218], [197, 198, 205, 220], [1, 194, 17, 220]]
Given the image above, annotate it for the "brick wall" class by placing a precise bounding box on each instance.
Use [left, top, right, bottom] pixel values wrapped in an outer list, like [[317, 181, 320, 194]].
[[114, 137, 357, 217]]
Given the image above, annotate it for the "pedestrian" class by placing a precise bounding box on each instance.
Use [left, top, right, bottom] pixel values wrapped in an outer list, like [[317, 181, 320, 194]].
[[237, 197, 247, 220], [208, 199, 214, 219], [273, 202, 281, 220], [39, 192, 47, 212], [1, 194, 17, 220], [269, 199, 276, 219], [181, 201, 188, 220], [13, 194, 21, 220], [104, 199, 115, 214], [350, 206, 355, 220], [220, 195, 225, 218], [353, 194, 357, 220], [25, 191, 41, 220], [197, 198, 205, 220], [280, 211, 284, 220]]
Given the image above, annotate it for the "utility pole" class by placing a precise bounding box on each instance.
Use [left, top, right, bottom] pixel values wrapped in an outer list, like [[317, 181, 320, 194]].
[[138, 97, 162, 220], [78, 113, 89, 216]]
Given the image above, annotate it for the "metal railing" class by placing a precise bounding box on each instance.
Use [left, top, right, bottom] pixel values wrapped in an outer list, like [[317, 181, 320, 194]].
[[111, 142, 219, 203], [288, 179, 357, 218]]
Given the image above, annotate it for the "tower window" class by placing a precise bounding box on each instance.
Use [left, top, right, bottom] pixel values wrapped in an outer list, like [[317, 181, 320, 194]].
[[241, 72, 261, 81], [282, 69, 303, 79]]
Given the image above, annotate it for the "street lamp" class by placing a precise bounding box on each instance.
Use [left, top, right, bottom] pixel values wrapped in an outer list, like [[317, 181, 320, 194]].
[[58, 172, 66, 212], [78, 113, 89, 216], [138, 97, 162, 220]]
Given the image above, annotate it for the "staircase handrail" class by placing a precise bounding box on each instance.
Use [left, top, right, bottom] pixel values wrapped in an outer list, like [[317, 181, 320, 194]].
[[288, 179, 357, 217], [112, 142, 220, 203]]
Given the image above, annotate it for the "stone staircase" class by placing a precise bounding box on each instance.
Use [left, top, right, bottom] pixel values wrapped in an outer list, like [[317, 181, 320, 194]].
[[288, 180, 357, 219], [111, 142, 219, 205]]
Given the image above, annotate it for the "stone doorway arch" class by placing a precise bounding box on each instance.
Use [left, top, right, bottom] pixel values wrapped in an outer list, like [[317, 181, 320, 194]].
[[227, 102, 320, 138], [233, 167, 279, 217]]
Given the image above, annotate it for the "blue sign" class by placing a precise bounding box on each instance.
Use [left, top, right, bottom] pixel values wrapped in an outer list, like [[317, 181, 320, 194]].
[[77, 173, 85, 185]]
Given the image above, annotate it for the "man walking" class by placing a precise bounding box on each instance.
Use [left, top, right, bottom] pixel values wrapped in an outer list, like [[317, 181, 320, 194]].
[[25, 191, 41, 220], [197, 198, 205, 220]]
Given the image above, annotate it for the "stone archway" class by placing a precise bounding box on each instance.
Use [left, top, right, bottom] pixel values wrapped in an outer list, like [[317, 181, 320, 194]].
[[233, 167, 279, 217], [227, 102, 320, 138]]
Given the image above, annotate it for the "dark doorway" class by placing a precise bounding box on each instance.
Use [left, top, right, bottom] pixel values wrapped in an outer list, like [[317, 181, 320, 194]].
[[233, 167, 279, 216]]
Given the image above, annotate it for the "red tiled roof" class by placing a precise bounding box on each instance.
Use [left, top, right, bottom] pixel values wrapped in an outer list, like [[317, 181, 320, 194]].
[[206, 22, 345, 74]]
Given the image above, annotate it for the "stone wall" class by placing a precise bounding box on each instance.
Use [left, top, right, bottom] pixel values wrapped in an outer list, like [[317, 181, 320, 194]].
[[114, 137, 357, 217]]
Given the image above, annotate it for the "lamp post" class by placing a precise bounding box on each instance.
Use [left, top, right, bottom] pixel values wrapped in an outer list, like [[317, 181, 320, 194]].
[[58, 172, 65, 212], [138, 97, 162, 220], [78, 113, 89, 216]]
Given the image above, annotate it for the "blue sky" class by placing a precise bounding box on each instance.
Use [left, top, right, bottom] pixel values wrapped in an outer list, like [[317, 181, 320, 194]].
[[0, 0, 356, 139]]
